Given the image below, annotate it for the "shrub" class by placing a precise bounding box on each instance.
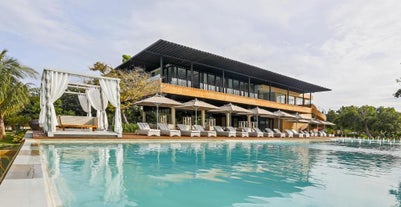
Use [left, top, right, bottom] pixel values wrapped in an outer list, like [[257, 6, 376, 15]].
[[122, 123, 138, 133]]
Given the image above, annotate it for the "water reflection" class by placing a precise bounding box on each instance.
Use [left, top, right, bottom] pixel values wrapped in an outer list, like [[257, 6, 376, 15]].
[[42, 141, 401, 207]]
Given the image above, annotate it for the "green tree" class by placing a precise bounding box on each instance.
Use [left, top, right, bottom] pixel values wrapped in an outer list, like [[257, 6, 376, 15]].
[[0, 49, 38, 138], [90, 59, 160, 124], [357, 105, 376, 138], [336, 106, 359, 133], [372, 107, 401, 137]]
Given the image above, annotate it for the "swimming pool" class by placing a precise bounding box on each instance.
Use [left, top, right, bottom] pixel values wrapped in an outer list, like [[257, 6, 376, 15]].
[[41, 140, 401, 207]]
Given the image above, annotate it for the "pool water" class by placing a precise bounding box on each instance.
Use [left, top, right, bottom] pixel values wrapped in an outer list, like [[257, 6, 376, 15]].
[[41, 141, 401, 207]]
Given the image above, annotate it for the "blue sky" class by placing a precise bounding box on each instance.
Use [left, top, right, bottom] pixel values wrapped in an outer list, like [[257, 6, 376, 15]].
[[1, 0, 401, 112]]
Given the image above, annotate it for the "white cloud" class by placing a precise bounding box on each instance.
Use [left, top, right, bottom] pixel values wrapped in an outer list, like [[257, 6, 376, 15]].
[[1, 0, 401, 111]]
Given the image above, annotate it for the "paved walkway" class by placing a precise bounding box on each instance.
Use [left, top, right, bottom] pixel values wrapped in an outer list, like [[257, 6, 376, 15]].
[[0, 132, 49, 207]]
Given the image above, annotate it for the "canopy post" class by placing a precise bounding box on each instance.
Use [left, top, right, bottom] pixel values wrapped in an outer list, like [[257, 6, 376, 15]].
[[201, 110, 205, 127], [44, 71, 53, 137], [247, 115, 252, 128], [142, 110, 146, 122], [170, 107, 176, 126], [226, 112, 230, 127]]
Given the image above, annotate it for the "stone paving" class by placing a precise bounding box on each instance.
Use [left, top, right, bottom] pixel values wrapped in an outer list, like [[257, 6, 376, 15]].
[[0, 132, 49, 207]]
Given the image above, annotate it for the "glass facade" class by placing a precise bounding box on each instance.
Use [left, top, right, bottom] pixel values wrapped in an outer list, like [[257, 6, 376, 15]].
[[161, 64, 310, 106]]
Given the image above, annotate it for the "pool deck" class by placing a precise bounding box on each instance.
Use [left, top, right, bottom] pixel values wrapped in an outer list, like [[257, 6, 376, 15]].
[[0, 131, 333, 207]]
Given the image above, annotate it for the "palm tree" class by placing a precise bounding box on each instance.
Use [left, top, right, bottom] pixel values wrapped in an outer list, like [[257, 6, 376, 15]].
[[0, 49, 38, 139]]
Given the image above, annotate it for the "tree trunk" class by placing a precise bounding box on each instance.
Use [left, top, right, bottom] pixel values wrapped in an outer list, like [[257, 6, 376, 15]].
[[364, 121, 372, 138], [0, 117, 5, 139], [121, 109, 128, 124]]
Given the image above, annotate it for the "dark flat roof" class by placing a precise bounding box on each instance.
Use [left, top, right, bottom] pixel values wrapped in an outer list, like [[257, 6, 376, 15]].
[[116, 39, 331, 93]]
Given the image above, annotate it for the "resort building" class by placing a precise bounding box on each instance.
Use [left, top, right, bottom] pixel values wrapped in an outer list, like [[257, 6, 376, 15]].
[[116, 40, 330, 130]]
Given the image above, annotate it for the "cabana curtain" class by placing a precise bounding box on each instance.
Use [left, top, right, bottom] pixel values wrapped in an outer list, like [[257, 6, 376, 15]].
[[78, 93, 92, 117], [99, 79, 122, 134], [87, 88, 108, 130], [39, 70, 69, 132], [39, 69, 122, 137]]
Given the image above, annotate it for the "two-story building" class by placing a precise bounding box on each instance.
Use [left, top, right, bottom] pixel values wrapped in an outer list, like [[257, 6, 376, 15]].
[[116, 40, 330, 130]]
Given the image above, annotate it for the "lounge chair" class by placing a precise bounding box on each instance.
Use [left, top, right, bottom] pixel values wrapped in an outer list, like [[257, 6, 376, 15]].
[[306, 131, 316, 137], [193, 125, 217, 137], [214, 126, 236, 137], [284, 129, 294, 138], [244, 127, 263, 137], [318, 130, 327, 137], [177, 124, 200, 137], [157, 123, 181, 137], [299, 130, 310, 138], [259, 128, 273, 137], [136, 122, 160, 136], [227, 127, 249, 137], [268, 128, 285, 138], [290, 129, 304, 138]]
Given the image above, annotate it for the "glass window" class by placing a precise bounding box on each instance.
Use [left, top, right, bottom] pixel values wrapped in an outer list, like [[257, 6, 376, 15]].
[[203, 73, 208, 90], [276, 93, 286, 104], [215, 76, 221, 92], [177, 67, 187, 86], [208, 74, 215, 91], [193, 70, 199, 88], [288, 95, 295, 105], [296, 97, 303, 105], [186, 69, 192, 87]]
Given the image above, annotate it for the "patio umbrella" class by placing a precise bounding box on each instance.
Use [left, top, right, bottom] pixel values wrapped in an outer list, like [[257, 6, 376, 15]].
[[210, 103, 251, 127], [243, 107, 276, 128], [309, 119, 323, 131], [175, 98, 218, 125], [320, 120, 335, 129], [290, 112, 311, 130], [135, 94, 182, 128], [273, 110, 296, 130]]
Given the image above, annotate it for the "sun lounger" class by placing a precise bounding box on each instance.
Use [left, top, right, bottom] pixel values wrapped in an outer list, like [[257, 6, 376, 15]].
[[284, 129, 294, 138], [214, 126, 236, 137], [193, 125, 217, 137], [260, 128, 273, 137], [290, 129, 304, 138], [177, 124, 200, 137], [268, 128, 285, 138], [157, 123, 181, 137], [318, 130, 327, 137], [243, 127, 263, 137], [136, 122, 160, 136], [58, 115, 98, 131], [299, 130, 310, 138], [227, 127, 249, 137]]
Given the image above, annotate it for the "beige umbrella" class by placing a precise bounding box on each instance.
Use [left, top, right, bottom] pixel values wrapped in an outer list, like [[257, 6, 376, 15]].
[[273, 110, 296, 130], [309, 119, 323, 131], [175, 98, 218, 125], [288, 112, 311, 130], [242, 107, 276, 128], [135, 94, 182, 128], [320, 120, 335, 130], [210, 103, 251, 127]]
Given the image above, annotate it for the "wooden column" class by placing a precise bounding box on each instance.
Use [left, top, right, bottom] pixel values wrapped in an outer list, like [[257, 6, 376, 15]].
[[201, 110, 206, 127], [170, 107, 176, 126], [226, 112, 230, 127]]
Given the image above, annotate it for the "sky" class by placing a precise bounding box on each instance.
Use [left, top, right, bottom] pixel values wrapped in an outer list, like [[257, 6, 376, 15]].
[[1, 0, 401, 112]]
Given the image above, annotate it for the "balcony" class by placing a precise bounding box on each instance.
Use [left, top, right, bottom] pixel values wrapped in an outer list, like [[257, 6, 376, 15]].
[[160, 83, 312, 114]]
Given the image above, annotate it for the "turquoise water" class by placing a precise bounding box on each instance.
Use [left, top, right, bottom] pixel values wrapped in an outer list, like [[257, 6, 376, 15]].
[[41, 141, 401, 207]]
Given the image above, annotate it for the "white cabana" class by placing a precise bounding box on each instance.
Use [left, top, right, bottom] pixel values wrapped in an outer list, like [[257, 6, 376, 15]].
[[39, 69, 122, 137]]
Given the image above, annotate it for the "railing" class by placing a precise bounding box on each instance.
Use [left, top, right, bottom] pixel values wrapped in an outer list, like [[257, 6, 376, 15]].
[[311, 104, 326, 120], [161, 83, 312, 114]]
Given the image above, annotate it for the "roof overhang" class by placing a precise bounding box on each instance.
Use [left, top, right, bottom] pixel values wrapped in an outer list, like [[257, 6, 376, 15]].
[[116, 39, 331, 93]]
